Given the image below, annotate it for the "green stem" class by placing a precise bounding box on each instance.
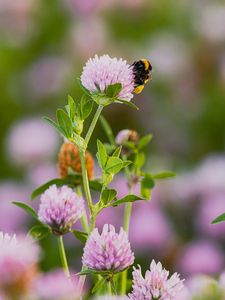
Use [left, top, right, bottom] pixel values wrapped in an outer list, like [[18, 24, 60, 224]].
[[76, 186, 89, 232], [90, 212, 97, 233], [76, 106, 103, 297], [79, 148, 93, 215], [107, 281, 112, 295], [123, 202, 133, 234], [85, 105, 103, 146], [81, 213, 89, 233], [57, 236, 70, 277], [121, 185, 134, 295]]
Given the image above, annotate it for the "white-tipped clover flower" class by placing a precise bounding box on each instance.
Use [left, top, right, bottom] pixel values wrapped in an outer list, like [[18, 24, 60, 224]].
[[129, 260, 184, 300], [0, 232, 39, 289], [81, 54, 135, 103], [82, 224, 134, 273], [38, 184, 85, 235]]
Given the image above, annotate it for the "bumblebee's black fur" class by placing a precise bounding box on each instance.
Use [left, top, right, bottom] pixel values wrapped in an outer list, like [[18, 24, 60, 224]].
[[131, 59, 152, 87]]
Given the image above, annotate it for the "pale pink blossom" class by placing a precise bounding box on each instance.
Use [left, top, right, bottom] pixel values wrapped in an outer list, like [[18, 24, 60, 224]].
[[82, 224, 134, 273], [34, 269, 80, 300], [129, 260, 184, 299], [0, 232, 39, 286], [81, 54, 135, 101], [176, 240, 225, 276], [38, 185, 84, 234], [6, 118, 59, 167]]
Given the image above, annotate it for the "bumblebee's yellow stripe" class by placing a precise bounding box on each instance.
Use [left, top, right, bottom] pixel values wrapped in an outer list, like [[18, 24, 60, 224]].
[[141, 59, 150, 71]]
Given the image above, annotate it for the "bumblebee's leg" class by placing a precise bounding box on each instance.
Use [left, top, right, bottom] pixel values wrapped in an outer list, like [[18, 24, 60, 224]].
[[134, 85, 145, 94]]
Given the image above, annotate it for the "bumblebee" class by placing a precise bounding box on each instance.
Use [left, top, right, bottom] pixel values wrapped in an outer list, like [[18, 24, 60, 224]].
[[131, 59, 152, 94]]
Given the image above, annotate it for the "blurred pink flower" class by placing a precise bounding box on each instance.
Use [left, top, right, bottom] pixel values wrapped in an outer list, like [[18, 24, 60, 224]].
[[163, 155, 225, 205], [6, 118, 59, 167], [130, 202, 174, 254], [197, 3, 225, 43], [176, 240, 225, 276], [65, 0, 101, 16], [33, 269, 79, 300], [82, 224, 134, 273], [96, 206, 123, 231], [70, 19, 107, 59], [0, 182, 30, 233], [147, 33, 191, 80], [0, 0, 37, 45], [174, 286, 191, 300], [109, 176, 172, 253], [129, 260, 184, 299], [187, 274, 224, 298], [64, 0, 114, 16], [219, 271, 225, 288], [115, 129, 138, 145], [0, 232, 39, 286], [24, 56, 71, 100], [163, 172, 200, 205], [197, 193, 225, 240], [110, 175, 139, 199], [81, 54, 135, 101], [193, 156, 225, 196], [26, 163, 58, 187]]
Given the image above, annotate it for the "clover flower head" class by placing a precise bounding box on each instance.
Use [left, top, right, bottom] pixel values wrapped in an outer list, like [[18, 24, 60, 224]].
[[81, 54, 135, 102], [115, 129, 139, 145], [0, 232, 39, 288], [129, 260, 184, 300], [82, 224, 134, 273], [38, 184, 84, 235]]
